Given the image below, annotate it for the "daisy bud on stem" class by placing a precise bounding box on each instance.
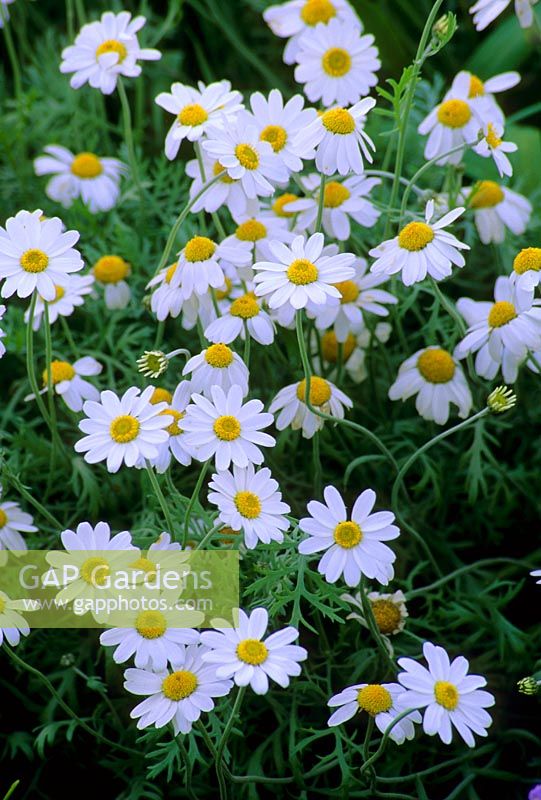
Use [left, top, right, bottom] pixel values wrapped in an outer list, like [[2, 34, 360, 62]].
[[517, 676, 541, 695], [487, 386, 517, 414]]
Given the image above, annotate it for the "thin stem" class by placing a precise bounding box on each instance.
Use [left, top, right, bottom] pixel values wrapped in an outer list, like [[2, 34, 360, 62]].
[[59, 315, 78, 355], [359, 575, 396, 674], [183, 460, 210, 548], [312, 432, 322, 497], [145, 463, 176, 536], [364, 170, 425, 197], [216, 686, 246, 790], [315, 173, 326, 232], [1, 4, 23, 109], [243, 325, 251, 368], [360, 708, 418, 774], [429, 278, 466, 336], [0, 465, 62, 528], [407, 556, 532, 599], [117, 78, 143, 202], [43, 302, 59, 449], [195, 521, 222, 550]]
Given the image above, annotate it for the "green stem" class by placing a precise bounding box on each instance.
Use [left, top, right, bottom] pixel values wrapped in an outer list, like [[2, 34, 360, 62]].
[[43, 302, 59, 451], [407, 557, 532, 599], [315, 173, 326, 232], [1, 4, 23, 109], [216, 686, 246, 791], [145, 463, 176, 536], [195, 521, 222, 550], [243, 324, 251, 368], [312, 432, 322, 497], [0, 465, 62, 528], [59, 314, 78, 355], [183, 460, 210, 548], [360, 708, 418, 774], [359, 575, 396, 674], [117, 78, 143, 202]]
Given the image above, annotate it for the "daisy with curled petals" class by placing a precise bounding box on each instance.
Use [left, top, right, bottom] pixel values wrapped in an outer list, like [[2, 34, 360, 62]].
[[418, 73, 482, 165], [201, 607, 307, 695], [155, 80, 244, 160], [74, 386, 171, 473], [455, 276, 541, 383], [465, 70, 521, 127], [270, 375, 352, 439], [182, 343, 249, 399], [328, 682, 421, 743], [27, 356, 102, 413], [463, 181, 532, 244], [510, 248, 541, 305], [25, 275, 94, 331], [298, 486, 399, 586], [296, 99, 376, 176], [397, 642, 495, 747], [124, 645, 233, 734], [0, 210, 83, 302], [182, 384, 275, 472], [0, 591, 30, 648], [253, 232, 355, 310], [60, 11, 161, 95], [473, 123, 517, 178], [185, 150, 248, 217], [173, 235, 252, 301], [369, 201, 469, 287], [34, 146, 126, 213], [0, 489, 37, 551], [93, 255, 131, 310], [202, 121, 288, 199], [342, 589, 408, 637], [205, 293, 276, 347], [208, 464, 290, 550], [147, 381, 194, 473], [469, 0, 537, 31], [294, 18, 380, 107], [389, 346, 472, 425]]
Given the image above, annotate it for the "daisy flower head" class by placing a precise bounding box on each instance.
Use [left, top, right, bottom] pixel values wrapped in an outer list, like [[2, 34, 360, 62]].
[[182, 384, 275, 472], [270, 375, 352, 438], [60, 11, 161, 95], [147, 381, 194, 473], [510, 247, 541, 304], [185, 150, 248, 217], [30, 356, 102, 413], [205, 292, 276, 346], [455, 276, 541, 383], [0, 209, 83, 302], [469, 0, 537, 31], [389, 346, 472, 425], [328, 682, 421, 743], [342, 589, 408, 636], [222, 203, 295, 267], [473, 122, 517, 178], [173, 235, 252, 301], [253, 232, 355, 310], [369, 201, 469, 287], [464, 181, 532, 244], [74, 385, 171, 473], [294, 18, 380, 107], [397, 642, 495, 747], [0, 591, 30, 648], [208, 464, 290, 550], [299, 486, 399, 586], [124, 645, 233, 734], [92, 255, 131, 310], [0, 489, 37, 551], [34, 146, 126, 213], [201, 608, 307, 695], [182, 344, 249, 399], [465, 70, 521, 127], [296, 98, 376, 176], [25, 275, 95, 331], [155, 80, 244, 160]]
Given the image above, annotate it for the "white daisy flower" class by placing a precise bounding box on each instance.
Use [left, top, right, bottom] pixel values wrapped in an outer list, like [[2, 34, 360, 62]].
[[270, 375, 352, 439], [418, 73, 483, 165], [74, 385, 171, 473], [25, 275, 95, 331], [294, 18, 380, 107], [182, 384, 275, 471], [295, 98, 376, 176], [202, 120, 289, 199], [201, 607, 307, 695], [455, 276, 541, 383], [530, 569, 541, 585], [204, 292, 276, 347], [342, 589, 408, 636], [465, 70, 521, 128], [469, 0, 538, 31], [27, 356, 102, 413], [0, 591, 30, 648], [369, 201, 469, 287], [510, 248, 541, 305], [34, 146, 126, 213], [208, 464, 290, 550], [0, 209, 83, 302], [473, 122, 517, 178], [182, 344, 249, 399], [463, 181, 532, 244], [253, 232, 355, 310], [172, 235, 252, 301], [60, 11, 161, 95], [0, 305, 5, 359], [397, 642, 495, 747], [92, 255, 131, 310], [0, 490, 37, 551], [147, 381, 194, 473], [328, 682, 421, 743], [124, 645, 233, 734], [389, 346, 472, 425], [185, 150, 248, 217], [222, 202, 295, 267], [298, 486, 399, 586], [155, 79, 243, 160]]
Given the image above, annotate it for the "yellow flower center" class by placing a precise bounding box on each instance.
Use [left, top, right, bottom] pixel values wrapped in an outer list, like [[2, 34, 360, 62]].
[[333, 520, 362, 549], [80, 557, 110, 587], [95, 39, 128, 62], [469, 180, 504, 209], [334, 279, 359, 303], [287, 258, 319, 285], [485, 123, 502, 149], [437, 99, 472, 128], [184, 236, 217, 262], [42, 360, 75, 386], [178, 103, 208, 127], [110, 414, 140, 443], [213, 415, 241, 441], [301, 0, 337, 25], [235, 143, 260, 170], [215, 277, 233, 300], [161, 408, 184, 436], [151, 387, 173, 405], [130, 556, 156, 576], [0, 509, 7, 529], [20, 249, 49, 273], [236, 638, 268, 665], [513, 247, 541, 275], [321, 331, 356, 363], [165, 263, 178, 284], [260, 124, 288, 153], [417, 348, 455, 383], [371, 599, 402, 635], [135, 610, 167, 639], [71, 152, 103, 178], [93, 255, 129, 283], [235, 219, 267, 242], [324, 181, 351, 208], [357, 684, 393, 715], [322, 47, 352, 77], [296, 376, 331, 406], [488, 300, 516, 328], [162, 670, 198, 700], [469, 75, 485, 97], [272, 193, 298, 217], [230, 293, 260, 319], [321, 107, 355, 135], [434, 680, 459, 710], [52, 285, 65, 302], [234, 490, 262, 519], [205, 343, 234, 368], [398, 221, 435, 251], [213, 161, 234, 184]]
